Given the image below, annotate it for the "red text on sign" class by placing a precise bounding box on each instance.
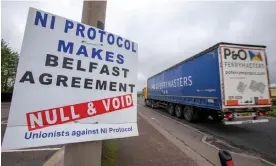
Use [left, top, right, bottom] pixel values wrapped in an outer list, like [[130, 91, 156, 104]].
[[26, 94, 133, 131]]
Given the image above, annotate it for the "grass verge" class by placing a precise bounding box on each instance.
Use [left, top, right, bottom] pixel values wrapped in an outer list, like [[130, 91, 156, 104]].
[[269, 105, 276, 117], [101, 140, 118, 166]]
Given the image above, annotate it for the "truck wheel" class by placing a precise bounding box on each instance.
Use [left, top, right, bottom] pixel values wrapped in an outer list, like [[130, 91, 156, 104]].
[[145, 99, 150, 107], [144, 99, 148, 106], [175, 105, 183, 119], [168, 103, 175, 116], [184, 106, 194, 122], [151, 100, 156, 109]]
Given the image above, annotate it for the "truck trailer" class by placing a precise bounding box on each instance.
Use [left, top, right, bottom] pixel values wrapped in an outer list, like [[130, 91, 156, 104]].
[[144, 42, 272, 124]]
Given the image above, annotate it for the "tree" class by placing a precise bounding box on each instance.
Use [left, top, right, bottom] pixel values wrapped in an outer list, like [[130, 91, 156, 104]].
[[1, 39, 19, 92]]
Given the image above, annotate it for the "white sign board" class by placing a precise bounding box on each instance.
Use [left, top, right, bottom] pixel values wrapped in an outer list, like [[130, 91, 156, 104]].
[[220, 45, 270, 107], [2, 8, 138, 150]]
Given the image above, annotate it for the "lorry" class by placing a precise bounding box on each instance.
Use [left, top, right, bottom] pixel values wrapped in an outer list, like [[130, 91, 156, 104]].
[[143, 42, 272, 124]]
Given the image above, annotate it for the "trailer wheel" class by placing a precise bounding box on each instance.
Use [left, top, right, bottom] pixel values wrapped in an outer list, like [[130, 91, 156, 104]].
[[145, 99, 150, 107], [144, 99, 148, 106], [175, 105, 183, 119], [151, 100, 156, 109], [184, 106, 194, 122], [168, 103, 175, 116]]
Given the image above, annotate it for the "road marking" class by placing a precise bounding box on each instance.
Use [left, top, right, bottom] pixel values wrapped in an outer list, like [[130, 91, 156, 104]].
[[2, 148, 61, 153], [138, 103, 276, 166], [267, 116, 276, 120]]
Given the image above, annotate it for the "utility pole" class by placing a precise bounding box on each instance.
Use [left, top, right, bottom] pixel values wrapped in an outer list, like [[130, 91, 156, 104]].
[[81, 0, 106, 30], [64, 1, 107, 166]]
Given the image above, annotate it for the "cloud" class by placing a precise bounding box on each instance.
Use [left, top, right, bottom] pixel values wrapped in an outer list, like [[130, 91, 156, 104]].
[[2, 1, 276, 91], [1, 0, 82, 52], [106, 1, 276, 89], [137, 72, 146, 82]]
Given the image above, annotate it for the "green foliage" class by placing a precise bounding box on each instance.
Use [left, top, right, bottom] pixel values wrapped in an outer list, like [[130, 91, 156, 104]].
[[269, 101, 276, 117], [269, 109, 276, 117], [137, 94, 143, 97], [272, 98, 276, 105], [1, 39, 19, 92]]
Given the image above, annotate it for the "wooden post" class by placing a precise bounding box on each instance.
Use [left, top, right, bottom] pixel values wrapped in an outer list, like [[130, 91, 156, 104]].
[[64, 1, 107, 166]]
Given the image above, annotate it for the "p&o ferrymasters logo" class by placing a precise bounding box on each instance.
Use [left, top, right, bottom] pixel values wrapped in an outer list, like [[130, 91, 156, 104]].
[[249, 51, 263, 62], [224, 48, 263, 62]]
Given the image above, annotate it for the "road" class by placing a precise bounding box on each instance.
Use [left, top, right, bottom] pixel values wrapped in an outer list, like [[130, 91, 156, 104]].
[[137, 98, 276, 164], [2, 99, 275, 165], [1, 102, 62, 166]]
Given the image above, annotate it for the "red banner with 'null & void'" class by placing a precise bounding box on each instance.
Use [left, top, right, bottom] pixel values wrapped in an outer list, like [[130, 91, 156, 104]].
[[26, 94, 133, 131]]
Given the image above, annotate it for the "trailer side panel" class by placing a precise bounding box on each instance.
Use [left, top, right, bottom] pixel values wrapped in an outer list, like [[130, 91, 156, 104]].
[[148, 48, 222, 110]]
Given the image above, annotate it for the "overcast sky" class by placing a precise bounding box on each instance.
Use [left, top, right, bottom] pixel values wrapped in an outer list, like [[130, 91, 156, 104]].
[[2, 0, 276, 90]]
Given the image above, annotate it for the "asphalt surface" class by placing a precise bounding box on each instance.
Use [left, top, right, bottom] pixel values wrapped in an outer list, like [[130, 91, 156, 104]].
[[2, 99, 275, 165], [116, 115, 197, 166], [137, 98, 276, 164], [1, 102, 61, 166]]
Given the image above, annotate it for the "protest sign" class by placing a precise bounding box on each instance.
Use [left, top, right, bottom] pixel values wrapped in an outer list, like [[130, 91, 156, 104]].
[[2, 7, 138, 150]]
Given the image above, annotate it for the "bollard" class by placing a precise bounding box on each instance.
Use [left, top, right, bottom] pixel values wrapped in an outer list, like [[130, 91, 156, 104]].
[[218, 150, 234, 166]]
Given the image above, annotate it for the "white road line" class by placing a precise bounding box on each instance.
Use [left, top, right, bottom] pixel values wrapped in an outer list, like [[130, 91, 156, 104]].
[[267, 116, 276, 120], [2, 148, 61, 153], [138, 103, 276, 166]]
